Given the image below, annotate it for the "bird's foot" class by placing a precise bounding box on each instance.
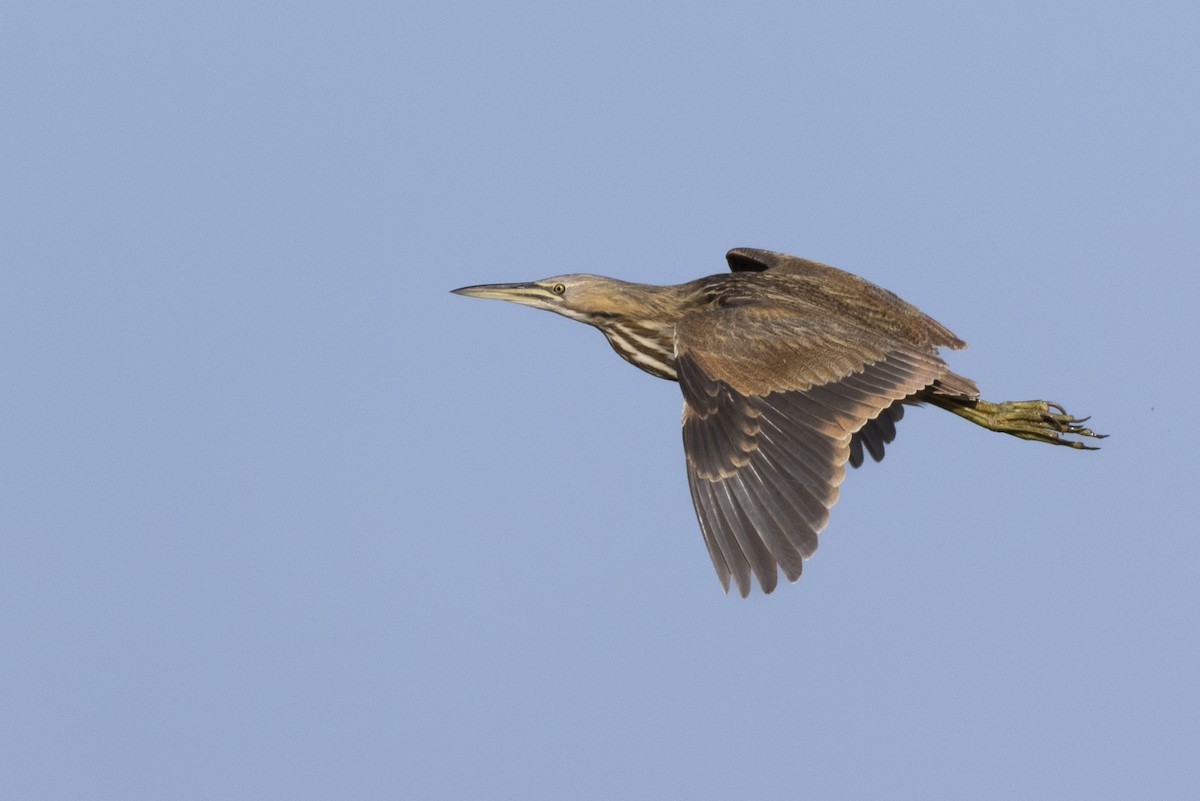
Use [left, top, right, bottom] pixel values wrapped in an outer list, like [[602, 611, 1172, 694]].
[[963, 399, 1106, 449]]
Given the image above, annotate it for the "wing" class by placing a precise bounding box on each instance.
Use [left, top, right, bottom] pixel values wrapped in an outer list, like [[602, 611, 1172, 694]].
[[849, 402, 904, 469], [724, 248, 968, 352], [676, 303, 949, 596], [726, 247, 834, 275]]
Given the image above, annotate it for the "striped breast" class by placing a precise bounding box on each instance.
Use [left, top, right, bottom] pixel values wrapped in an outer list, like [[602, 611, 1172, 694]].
[[601, 320, 679, 380]]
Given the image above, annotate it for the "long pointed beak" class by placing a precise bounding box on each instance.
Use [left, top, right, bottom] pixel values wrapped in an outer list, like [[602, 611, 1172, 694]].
[[450, 282, 555, 305]]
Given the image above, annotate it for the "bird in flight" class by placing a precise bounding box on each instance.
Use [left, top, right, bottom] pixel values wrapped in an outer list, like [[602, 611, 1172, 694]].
[[453, 248, 1103, 596]]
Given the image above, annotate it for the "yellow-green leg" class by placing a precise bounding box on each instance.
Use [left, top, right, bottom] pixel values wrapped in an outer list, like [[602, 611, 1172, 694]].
[[930, 397, 1106, 449]]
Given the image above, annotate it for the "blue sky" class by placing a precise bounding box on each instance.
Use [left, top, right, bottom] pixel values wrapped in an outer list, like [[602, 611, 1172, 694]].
[[3, 2, 1198, 799]]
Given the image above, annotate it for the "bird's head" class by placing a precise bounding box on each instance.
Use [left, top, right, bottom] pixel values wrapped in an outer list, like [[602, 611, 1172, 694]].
[[452, 274, 661, 325]]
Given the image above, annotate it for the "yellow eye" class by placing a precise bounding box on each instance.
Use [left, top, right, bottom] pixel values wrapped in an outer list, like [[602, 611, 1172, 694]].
[[552, 283, 566, 295]]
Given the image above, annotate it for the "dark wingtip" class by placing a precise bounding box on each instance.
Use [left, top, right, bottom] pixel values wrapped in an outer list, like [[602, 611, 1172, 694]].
[[725, 248, 772, 273]]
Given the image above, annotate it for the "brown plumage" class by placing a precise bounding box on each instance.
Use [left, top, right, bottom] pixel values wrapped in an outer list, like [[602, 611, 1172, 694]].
[[453, 248, 1103, 596]]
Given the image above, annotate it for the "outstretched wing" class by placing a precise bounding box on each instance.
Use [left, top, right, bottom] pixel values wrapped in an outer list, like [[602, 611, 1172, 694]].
[[675, 303, 949, 596]]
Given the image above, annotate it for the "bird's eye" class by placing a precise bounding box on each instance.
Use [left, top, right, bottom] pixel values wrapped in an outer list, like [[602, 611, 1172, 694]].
[[552, 283, 566, 295]]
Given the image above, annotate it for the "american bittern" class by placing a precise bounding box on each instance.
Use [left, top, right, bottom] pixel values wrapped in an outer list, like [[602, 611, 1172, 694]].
[[453, 248, 1102, 596]]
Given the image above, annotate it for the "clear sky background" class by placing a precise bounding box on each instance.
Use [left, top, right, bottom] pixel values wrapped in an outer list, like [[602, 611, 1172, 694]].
[[3, 2, 1198, 799]]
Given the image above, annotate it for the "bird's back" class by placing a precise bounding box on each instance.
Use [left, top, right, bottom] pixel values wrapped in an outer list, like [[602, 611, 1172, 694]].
[[711, 249, 967, 354]]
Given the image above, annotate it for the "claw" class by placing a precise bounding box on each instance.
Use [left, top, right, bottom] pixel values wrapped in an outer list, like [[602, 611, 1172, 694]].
[[935, 396, 1105, 449], [991, 399, 1105, 448]]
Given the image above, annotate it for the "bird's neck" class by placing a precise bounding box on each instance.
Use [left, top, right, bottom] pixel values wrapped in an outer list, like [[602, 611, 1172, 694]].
[[580, 280, 699, 381], [599, 317, 680, 380]]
